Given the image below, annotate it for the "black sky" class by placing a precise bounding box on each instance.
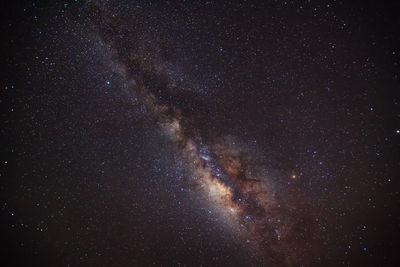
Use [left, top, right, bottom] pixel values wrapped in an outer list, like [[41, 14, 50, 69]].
[[1, 0, 400, 266]]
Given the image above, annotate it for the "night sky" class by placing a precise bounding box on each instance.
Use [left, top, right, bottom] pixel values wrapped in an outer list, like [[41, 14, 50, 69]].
[[1, 1, 400, 266]]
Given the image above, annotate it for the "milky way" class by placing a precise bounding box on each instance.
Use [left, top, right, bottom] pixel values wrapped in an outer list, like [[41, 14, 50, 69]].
[[85, 4, 324, 264]]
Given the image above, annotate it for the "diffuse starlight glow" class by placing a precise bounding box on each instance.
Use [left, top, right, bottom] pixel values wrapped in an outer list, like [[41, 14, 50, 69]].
[[88, 8, 318, 265]]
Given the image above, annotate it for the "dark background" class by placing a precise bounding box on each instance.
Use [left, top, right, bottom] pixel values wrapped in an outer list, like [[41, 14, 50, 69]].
[[1, 0, 399, 266]]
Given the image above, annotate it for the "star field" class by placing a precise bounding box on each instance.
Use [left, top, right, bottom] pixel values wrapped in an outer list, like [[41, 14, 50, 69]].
[[1, 1, 400, 266]]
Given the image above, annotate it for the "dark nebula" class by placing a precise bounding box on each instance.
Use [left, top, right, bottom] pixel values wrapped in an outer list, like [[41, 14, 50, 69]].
[[1, 1, 400, 266]]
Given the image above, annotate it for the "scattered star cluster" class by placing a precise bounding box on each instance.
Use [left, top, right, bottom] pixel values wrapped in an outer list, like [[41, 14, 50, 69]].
[[1, 1, 399, 266]]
